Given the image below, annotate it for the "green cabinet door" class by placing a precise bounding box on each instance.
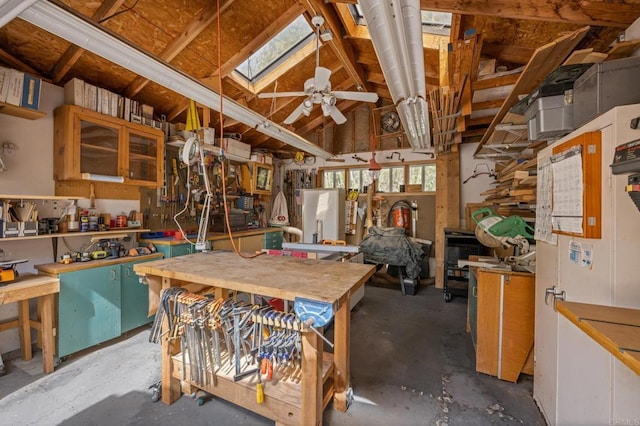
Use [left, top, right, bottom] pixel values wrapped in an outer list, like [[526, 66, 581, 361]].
[[58, 265, 121, 357], [264, 231, 283, 249], [121, 260, 154, 333]]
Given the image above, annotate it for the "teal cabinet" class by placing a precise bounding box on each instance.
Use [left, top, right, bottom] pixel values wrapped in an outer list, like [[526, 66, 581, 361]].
[[58, 265, 121, 357], [121, 260, 153, 333], [264, 231, 283, 250], [155, 242, 192, 258]]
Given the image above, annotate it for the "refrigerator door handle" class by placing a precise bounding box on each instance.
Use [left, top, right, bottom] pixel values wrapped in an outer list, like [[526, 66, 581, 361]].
[[545, 286, 566, 312]]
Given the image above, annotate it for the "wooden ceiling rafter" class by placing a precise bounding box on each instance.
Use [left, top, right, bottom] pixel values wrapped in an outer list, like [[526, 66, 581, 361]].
[[50, 0, 126, 83], [482, 43, 536, 65], [0, 48, 41, 77], [419, 0, 640, 27], [123, 0, 237, 98]]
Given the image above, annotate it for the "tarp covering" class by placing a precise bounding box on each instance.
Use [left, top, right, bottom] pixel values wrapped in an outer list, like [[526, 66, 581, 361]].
[[359, 227, 425, 279]]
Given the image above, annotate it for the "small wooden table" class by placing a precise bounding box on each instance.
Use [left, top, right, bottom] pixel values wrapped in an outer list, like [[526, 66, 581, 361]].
[[134, 251, 375, 426], [0, 273, 60, 373]]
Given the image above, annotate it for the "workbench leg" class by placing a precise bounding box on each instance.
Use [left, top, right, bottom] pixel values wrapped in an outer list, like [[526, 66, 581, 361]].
[[333, 298, 351, 412], [41, 294, 55, 374], [161, 277, 181, 405], [302, 328, 322, 426], [18, 300, 32, 361]]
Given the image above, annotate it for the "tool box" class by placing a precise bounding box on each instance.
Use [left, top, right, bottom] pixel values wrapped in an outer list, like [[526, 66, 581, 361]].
[[524, 94, 574, 141]]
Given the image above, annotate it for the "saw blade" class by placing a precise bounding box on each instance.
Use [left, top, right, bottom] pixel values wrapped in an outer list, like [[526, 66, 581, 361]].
[[475, 224, 502, 248]]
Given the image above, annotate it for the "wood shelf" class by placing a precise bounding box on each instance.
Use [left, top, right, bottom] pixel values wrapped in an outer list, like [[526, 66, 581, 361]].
[[0, 194, 87, 201], [0, 101, 46, 120], [557, 301, 640, 376], [0, 228, 150, 242]]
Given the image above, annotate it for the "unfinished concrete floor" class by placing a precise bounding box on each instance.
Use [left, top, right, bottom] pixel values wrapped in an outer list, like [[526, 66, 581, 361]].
[[0, 284, 545, 425]]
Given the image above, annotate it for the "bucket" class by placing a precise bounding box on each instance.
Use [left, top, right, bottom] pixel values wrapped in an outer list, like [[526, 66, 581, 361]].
[[391, 205, 411, 233]]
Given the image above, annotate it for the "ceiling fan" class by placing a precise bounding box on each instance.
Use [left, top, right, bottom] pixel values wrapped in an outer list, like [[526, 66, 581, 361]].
[[258, 16, 379, 125]]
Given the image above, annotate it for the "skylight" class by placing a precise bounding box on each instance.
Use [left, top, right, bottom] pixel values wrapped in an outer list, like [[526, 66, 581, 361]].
[[350, 5, 451, 36], [235, 15, 314, 82]]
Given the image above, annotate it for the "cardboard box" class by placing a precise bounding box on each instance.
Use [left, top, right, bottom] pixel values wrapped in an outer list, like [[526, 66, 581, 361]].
[[64, 77, 85, 106], [197, 127, 215, 144], [223, 138, 250, 159], [5, 69, 24, 106], [21, 74, 41, 110], [406, 184, 423, 193]]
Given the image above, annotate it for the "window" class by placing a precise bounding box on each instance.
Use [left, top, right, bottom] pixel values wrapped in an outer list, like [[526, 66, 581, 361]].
[[377, 166, 405, 193], [409, 164, 436, 192], [322, 162, 435, 193], [323, 169, 345, 189], [349, 5, 451, 36], [235, 15, 314, 82]]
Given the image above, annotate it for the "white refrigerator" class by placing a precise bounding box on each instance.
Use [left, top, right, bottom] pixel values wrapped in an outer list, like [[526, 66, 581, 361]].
[[301, 189, 345, 244], [534, 104, 640, 425]]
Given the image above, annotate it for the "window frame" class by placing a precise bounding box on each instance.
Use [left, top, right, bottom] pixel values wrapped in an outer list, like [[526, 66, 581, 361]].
[[320, 160, 436, 194], [348, 5, 451, 36]]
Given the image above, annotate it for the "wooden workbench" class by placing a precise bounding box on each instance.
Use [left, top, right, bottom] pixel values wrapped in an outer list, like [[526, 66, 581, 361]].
[[133, 251, 375, 425], [0, 273, 59, 373], [557, 301, 640, 375]]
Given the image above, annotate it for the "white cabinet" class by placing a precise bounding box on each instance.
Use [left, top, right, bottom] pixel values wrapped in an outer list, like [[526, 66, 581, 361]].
[[534, 104, 640, 425]]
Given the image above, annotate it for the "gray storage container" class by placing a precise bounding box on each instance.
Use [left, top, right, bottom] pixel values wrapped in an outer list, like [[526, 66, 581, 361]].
[[573, 56, 640, 128], [524, 94, 574, 141]]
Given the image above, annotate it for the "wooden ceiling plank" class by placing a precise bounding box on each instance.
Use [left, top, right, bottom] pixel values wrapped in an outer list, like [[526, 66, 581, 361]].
[[124, 0, 236, 98], [475, 26, 590, 155], [418, 0, 639, 27], [216, 3, 305, 79], [473, 98, 506, 110], [301, 0, 371, 92], [50, 0, 126, 83]]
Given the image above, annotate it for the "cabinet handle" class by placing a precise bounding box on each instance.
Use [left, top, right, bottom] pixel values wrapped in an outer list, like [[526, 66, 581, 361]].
[[111, 269, 116, 281], [472, 286, 478, 297], [126, 267, 131, 277]]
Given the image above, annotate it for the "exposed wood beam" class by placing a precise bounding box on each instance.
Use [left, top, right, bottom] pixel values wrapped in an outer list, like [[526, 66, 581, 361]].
[[419, 0, 638, 27], [124, 0, 236, 98], [472, 73, 520, 91], [50, 0, 126, 83], [301, 0, 371, 91], [482, 43, 535, 65], [462, 127, 488, 138], [0, 48, 40, 77], [366, 72, 385, 86]]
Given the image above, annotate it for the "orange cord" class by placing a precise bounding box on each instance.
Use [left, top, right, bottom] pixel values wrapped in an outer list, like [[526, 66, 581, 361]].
[[216, 0, 263, 260]]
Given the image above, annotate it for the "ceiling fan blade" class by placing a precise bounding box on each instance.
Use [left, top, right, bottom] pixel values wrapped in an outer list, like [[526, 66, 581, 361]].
[[332, 91, 379, 103], [325, 104, 347, 125], [258, 91, 307, 99], [314, 66, 332, 92], [283, 100, 311, 125]]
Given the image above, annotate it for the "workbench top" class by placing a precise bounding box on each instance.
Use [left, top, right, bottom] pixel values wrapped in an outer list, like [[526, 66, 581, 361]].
[[133, 251, 376, 307], [34, 253, 164, 275], [138, 228, 282, 246], [557, 301, 640, 375]]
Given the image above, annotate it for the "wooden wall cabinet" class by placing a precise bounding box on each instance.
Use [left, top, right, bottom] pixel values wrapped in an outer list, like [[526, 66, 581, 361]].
[[54, 105, 164, 187], [476, 269, 535, 382], [240, 162, 273, 195]]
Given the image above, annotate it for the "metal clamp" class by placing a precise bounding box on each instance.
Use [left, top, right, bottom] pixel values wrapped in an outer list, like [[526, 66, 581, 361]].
[[545, 286, 566, 312]]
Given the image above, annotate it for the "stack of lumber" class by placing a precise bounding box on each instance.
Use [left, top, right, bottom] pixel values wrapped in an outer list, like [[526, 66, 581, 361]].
[[468, 156, 538, 227], [429, 84, 465, 152]]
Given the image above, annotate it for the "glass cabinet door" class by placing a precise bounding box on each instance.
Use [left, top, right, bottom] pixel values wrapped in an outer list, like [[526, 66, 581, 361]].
[[127, 130, 158, 183], [80, 119, 119, 177], [255, 164, 273, 192]]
